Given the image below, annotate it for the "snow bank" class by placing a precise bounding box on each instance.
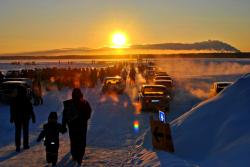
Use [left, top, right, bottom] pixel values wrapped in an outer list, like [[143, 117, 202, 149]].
[[171, 73, 250, 166]]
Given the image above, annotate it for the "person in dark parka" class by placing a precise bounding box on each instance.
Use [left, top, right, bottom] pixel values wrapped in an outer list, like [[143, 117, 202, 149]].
[[62, 88, 92, 165], [10, 86, 36, 152], [37, 112, 65, 166], [0, 71, 4, 81]]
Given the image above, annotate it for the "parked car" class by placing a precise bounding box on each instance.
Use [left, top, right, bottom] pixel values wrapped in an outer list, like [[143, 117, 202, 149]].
[[210, 82, 233, 97], [0, 81, 32, 104], [154, 79, 173, 88], [138, 85, 171, 112], [102, 76, 126, 94], [155, 71, 168, 76], [146, 66, 157, 71], [5, 70, 23, 78], [1, 78, 32, 87], [154, 76, 172, 81], [144, 66, 158, 83], [154, 79, 174, 97], [145, 70, 156, 83]]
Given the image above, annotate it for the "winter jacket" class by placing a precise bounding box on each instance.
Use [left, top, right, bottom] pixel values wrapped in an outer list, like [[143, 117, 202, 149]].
[[37, 122, 64, 146], [10, 95, 35, 123], [62, 99, 91, 129]]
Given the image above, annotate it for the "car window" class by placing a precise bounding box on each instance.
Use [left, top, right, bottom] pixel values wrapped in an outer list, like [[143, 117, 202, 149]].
[[143, 87, 166, 95], [155, 81, 172, 87], [218, 83, 231, 88], [216, 83, 231, 93], [105, 79, 121, 84], [155, 76, 171, 80]]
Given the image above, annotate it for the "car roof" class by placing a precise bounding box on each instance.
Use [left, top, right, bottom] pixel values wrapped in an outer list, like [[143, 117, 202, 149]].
[[214, 82, 233, 85], [1, 81, 27, 84], [146, 69, 155, 72], [156, 72, 167, 74], [154, 79, 172, 83], [155, 74, 169, 76], [3, 78, 30, 80], [142, 85, 167, 88], [155, 76, 171, 78], [6, 70, 21, 72], [104, 76, 122, 80]]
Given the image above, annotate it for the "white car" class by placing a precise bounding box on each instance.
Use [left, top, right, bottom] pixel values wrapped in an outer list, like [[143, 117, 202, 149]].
[[102, 76, 126, 94]]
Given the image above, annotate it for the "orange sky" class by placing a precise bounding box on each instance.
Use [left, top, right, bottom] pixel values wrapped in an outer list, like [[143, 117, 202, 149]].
[[0, 0, 249, 53]]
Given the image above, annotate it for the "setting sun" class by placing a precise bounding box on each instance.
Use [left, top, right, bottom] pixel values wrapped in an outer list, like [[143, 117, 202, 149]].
[[111, 33, 127, 48]]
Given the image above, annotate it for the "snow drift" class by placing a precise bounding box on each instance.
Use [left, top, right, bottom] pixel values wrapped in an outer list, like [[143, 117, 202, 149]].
[[171, 73, 250, 166]]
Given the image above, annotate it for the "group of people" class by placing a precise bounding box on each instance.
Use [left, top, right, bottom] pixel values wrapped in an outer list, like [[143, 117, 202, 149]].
[[6, 61, 141, 166], [2, 62, 139, 92], [11, 63, 127, 89], [10, 88, 92, 166]]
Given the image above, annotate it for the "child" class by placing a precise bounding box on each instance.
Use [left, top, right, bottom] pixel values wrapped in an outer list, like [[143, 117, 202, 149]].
[[37, 112, 65, 166]]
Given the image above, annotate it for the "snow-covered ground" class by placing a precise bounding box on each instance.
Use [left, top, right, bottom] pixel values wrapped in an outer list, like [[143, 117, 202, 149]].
[[171, 73, 250, 167], [0, 58, 250, 166]]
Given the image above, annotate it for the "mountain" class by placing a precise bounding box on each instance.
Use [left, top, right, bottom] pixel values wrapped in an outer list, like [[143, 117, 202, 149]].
[[130, 40, 240, 52], [0, 40, 240, 57]]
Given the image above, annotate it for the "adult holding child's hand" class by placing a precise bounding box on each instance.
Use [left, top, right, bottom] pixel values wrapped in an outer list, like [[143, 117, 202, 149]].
[[62, 88, 92, 166]]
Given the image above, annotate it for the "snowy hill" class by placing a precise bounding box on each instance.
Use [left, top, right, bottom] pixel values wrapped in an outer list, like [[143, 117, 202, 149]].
[[171, 73, 250, 166]]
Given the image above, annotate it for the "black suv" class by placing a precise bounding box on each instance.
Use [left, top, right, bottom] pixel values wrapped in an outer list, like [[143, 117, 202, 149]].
[[0, 81, 32, 104]]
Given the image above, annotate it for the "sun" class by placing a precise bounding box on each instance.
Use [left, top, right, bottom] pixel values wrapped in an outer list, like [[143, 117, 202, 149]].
[[111, 33, 127, 48]]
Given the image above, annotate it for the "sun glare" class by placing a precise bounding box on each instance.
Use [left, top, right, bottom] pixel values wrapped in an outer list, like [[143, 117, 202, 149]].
[[111, 33, 127, 48]]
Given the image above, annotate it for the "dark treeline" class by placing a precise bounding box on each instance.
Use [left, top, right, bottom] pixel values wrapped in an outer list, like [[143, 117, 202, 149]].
[[0, 52, 250, 60]]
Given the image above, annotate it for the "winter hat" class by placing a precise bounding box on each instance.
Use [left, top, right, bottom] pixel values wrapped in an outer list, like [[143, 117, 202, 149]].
[[72, 88, 83, 100], [48, 112, 58, 121]]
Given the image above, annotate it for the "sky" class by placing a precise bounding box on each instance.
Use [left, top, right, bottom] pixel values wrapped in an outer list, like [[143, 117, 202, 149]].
[[0, 0, 249, 53]]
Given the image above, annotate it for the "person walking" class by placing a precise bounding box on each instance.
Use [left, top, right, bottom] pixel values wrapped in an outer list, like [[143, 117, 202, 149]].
[[0, 71, 4, 81], [10, 86, 36, 152], [62, 88, 92, 166], [37, 112, 65, 167], [32, 79, 43, 105], [129, 67, 136, 85]]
